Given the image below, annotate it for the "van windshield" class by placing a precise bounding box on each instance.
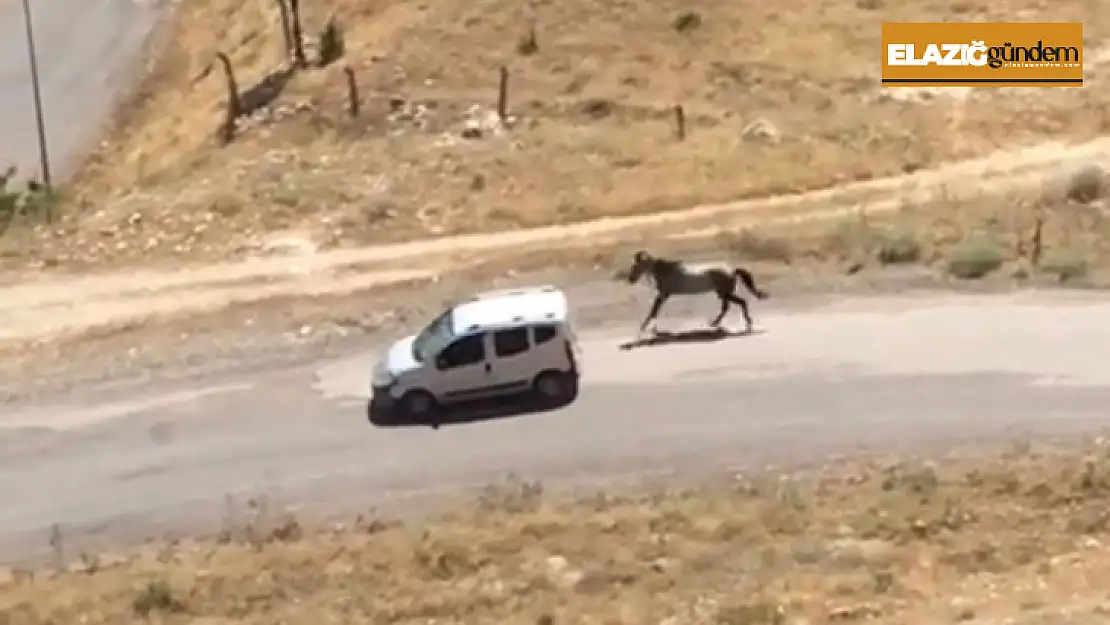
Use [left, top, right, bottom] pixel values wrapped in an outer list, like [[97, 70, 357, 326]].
[[411, 308, 456, 362]]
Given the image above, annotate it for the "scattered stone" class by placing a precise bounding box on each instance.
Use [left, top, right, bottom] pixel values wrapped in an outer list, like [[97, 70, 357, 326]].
[[260, 234, 318, 257], [544, 555, 584, 589], [826, 538, 897, 568], [460, 120, 484, 139], [828, 602, 882, 621], [742, 117, 780, 143]]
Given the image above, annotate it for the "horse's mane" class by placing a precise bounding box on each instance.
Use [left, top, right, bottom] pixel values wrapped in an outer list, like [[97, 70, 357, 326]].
[[650, 256, 683, 271]]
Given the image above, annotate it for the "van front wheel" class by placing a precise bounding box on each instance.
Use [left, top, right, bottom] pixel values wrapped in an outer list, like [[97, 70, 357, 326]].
[[398, 390, 438, 421], [532, 371, 576, 405]]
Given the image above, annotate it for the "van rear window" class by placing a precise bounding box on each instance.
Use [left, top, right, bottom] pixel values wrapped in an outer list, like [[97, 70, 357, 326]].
[[533, 324, 559, 344], [494, 328, 530, 357]]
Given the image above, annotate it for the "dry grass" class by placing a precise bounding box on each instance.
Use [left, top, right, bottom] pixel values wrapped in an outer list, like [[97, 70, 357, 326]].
[[0, 0, 1106, 271], [8, 441, 1110, 624], [707, 175, 1110, 282]]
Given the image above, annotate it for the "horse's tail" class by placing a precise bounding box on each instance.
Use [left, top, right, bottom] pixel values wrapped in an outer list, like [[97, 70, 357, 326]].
[[734, 267, 769, 299]]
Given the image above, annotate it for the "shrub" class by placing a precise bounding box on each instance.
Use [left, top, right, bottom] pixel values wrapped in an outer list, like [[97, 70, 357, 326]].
[[1, 166, 58, 235], [1037, 248, 1089, 282], [132, 578, 185, 616], [1064, 164, 1105, 204], [726, 228, 793, 263], [947, 236, 1005, 279], [316, 16, 345, 67], [875, 229, 922, 265]]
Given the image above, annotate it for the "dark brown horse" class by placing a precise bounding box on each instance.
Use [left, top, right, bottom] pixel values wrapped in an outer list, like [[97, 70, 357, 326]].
[[626, 250, 769, 335]]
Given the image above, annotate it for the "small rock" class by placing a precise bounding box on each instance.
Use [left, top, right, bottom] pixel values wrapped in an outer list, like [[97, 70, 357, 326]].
[[828, 602, 881, 621], [949, 597, 977, 621], [460, 120, 484, 139], [261, 234, 318, 257], [544, 555, 584, 589], [742, 117, 780, 143], [826, 538, 897, 567]]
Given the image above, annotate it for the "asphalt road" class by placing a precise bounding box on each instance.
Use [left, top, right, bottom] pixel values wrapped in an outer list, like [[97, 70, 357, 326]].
[[3, 290, 1110, 565], [0, 0, 166, 182]]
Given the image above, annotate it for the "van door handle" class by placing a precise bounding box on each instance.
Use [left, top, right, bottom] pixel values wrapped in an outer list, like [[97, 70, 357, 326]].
[[484, 362, 492, 373]]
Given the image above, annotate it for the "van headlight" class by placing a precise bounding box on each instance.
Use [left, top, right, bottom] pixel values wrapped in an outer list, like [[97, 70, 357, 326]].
[[371, 367, 397, 389]]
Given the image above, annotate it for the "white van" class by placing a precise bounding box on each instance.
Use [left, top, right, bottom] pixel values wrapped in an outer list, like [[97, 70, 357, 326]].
[[370, 285, 582, 420]]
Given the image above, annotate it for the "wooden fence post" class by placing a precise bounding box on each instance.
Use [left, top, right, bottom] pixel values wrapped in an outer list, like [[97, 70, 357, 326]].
[[1030, 216, 1044, 267], [673, 104, 686, 141], [343, 66, 360, 117], [497, 65, 509, 122], [274, 0, 293, 57], [214, 52, 242, 146], [289, 0, 308, 68]]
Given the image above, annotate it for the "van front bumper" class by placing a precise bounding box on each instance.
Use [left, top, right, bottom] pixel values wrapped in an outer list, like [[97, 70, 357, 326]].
[[370, 384, 397, 408], [368, 385, 400, 423]]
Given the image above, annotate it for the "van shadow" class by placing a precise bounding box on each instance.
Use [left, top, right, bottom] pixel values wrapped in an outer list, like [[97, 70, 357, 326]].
[[367, 392, 578, 429], [618, 327, 767, 351]]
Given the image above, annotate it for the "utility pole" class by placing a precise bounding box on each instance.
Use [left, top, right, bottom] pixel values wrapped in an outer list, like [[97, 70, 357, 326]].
[[21, 0, 51, 188]]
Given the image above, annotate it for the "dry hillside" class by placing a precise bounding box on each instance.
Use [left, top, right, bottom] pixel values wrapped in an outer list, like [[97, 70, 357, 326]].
[[0, 0, 1105, 272], [8, 440, 1110, 624]]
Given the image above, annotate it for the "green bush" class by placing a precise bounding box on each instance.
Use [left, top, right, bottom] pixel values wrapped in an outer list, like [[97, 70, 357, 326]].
[[316, 16, 345, 67], [132, 578, 185, 616], [1, 165, 57, 235], [1064, 164, 1105, 204], [1037, 248, 1089, 282], [947, 236, 1005, 279], [875, 229, 922, 265]]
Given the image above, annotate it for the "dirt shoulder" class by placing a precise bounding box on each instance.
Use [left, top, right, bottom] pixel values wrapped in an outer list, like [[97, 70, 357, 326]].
[[7, 439, 1110, 625]]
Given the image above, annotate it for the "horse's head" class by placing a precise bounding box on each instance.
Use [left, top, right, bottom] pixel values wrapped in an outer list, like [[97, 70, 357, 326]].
[[627, 250, 653, 284]]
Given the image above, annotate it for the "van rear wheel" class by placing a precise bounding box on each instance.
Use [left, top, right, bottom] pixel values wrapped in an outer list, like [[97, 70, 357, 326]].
[[533, 371, 576, 405]]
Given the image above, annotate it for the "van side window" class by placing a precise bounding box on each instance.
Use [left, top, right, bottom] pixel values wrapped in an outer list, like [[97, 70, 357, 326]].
[[436, 334, 486, 369], [493, 328, 530, 357], [533, 324, 559, 345]]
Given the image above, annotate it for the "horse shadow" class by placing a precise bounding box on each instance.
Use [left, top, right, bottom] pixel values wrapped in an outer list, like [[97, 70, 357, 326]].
[[366, 391, 578, 429], [618, 327, 767, 351]]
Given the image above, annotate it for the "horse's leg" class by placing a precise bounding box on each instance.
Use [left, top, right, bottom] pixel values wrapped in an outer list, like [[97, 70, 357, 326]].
[[710, 295, 729, 328], [727, 294, 753, 332], [640, 293, 669, 334]]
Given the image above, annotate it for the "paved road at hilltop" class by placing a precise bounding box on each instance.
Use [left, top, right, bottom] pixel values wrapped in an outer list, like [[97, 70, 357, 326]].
[[2, 291, 1110, 564], [0, 0, 166, 182]]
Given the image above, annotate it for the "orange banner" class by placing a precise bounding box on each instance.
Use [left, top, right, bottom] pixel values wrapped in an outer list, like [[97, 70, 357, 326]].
[[881, 22, 1084, 87]]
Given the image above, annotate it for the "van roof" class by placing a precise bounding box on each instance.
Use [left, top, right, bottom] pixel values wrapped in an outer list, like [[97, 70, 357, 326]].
[[451, 285, 568, 335]]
